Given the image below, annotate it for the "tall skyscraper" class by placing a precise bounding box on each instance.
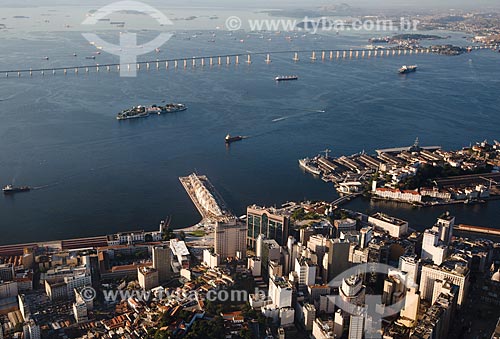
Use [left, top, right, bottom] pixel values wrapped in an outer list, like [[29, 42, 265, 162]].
[[348, 315, 364, 339], [399, 254, 420, 287], [247, 205, 289, 248], [214, 220, 247, 259], [436, 213, 455, 245], [152, 244, 172, 284], [325, 239, 350, 282], [400, 286, 420, 321], [421, 227, 447, 265], [294, 257, 317, 289]]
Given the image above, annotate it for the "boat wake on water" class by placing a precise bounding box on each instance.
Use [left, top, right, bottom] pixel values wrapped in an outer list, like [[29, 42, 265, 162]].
[[271, 109, 327, 123], [272, 117, 288, 122]]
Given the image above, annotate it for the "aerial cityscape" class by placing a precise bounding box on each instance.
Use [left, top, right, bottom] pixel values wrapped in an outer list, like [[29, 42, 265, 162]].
[[0, 0, 500, 338]]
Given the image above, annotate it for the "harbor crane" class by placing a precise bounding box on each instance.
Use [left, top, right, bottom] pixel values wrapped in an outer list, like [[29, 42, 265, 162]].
[[321, 149, 332, 159], [480, 176, 498, 190]]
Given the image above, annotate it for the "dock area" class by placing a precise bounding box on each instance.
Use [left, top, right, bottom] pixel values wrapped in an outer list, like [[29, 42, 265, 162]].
[[455, 224, 500, 237], [179, 173, 234, 223]]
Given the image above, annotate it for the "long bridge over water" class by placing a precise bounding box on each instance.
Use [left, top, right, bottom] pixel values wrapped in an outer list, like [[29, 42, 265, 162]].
[[1, 44, 498, 78]]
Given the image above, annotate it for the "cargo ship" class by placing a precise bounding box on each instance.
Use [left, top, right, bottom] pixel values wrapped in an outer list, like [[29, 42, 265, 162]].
[[399, 65, 417, 74], [225, 134, 244, 144], [275, 75, 298, 81], [117, 106, 150, 120], [298, 158, 322, 176], [3, 185, 31, 194]]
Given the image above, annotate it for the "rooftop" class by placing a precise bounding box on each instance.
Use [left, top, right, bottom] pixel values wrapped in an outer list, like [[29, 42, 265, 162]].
[[370, 212, 408, 226]]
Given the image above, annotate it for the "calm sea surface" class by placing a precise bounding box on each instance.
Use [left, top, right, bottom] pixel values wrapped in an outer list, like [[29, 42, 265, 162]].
[[0, 28, 499, 245]]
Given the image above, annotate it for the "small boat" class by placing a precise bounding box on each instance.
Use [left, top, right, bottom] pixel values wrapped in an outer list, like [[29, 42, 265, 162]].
[[275, 75, 298, 81], [3, 185, 31, 194], [43, 56, 49, 60], [225, 134, 244, 144], [399, 65, 417, 74]]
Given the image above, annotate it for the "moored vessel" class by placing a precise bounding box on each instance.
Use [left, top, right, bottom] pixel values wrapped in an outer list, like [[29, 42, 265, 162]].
[[298, 158, 322, 176], [117, 106, 150, 120], [157, 103, 187, 114]]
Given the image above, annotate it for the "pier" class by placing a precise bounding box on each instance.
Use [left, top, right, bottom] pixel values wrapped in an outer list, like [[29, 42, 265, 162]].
[[0, 45, 497, 79], [455, 224, 500, 237], [179, 173, 234, 223]]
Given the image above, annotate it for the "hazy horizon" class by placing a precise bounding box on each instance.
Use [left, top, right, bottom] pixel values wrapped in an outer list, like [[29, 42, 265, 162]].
[[2, 0, 500, 10]]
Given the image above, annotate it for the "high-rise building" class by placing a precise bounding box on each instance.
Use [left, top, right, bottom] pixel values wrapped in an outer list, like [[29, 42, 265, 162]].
[[411, 281, 458, 339], [368, 213, 408, 238], [334, 218, 357, 235], [152, 244, 172, 284], [340, 275, 366, 308], [348, 315, 364, 339], [303, 303, 316, 331], [23, 319, 40, 339], [399, 254, 420, 287], [64, 274, 92, 300], [436, 213, 455, 245], [359, 226, 373, 249], [334, 309, 344, 338], [268, 276, 292, 309], [0, 281, 18, 299], [203, 249, 220, 269], [138, 267, 159, 291], [400, 286, 420, 321], [247, 205, 289, 248], [214, 220, 247, 259], [312, 318, 336, 339], [295, 257, 317, 289], [0, 264, 14, 282], [419, 260, 469, 306], [325, 239, 350, 282], [421, 227, 447, 265], [73, 301, 89, 323]]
